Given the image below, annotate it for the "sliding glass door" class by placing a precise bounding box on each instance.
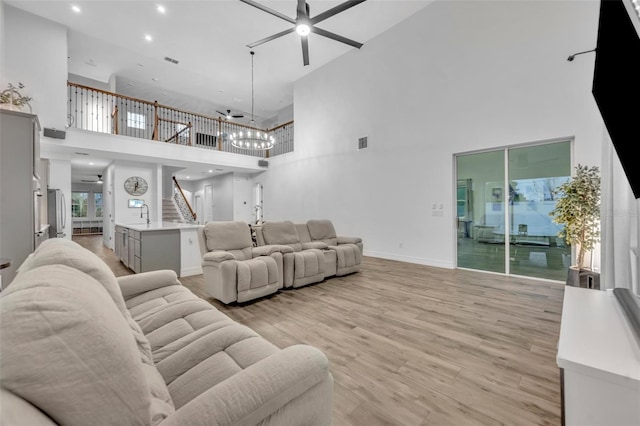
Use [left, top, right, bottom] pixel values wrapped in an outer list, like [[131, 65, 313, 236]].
[[456, 141, 571, 281]]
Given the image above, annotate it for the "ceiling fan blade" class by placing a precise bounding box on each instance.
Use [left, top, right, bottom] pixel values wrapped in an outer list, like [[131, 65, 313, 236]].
[[301, 36, 310, 66], [311, 26, 363, 49], [216, 110, 226, 116], [310, 0, 367, 25], [232, 114, 244, 118], [239, 0, 296, 24], [247, 27, 296, 48], [297, 0, 307, 19]]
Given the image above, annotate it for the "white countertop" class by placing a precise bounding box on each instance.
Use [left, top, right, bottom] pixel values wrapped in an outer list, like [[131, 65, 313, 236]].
[[557, 286, 640, 388], [116, 221, 201, 231]]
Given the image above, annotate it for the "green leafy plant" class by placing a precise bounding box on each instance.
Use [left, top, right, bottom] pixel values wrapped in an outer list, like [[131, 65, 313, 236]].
[[549, 164, 601, 269], [0, 82, 32, 111]]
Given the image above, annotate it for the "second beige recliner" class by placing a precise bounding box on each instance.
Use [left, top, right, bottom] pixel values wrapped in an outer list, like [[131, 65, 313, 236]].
[[258, 221, 325, 288]]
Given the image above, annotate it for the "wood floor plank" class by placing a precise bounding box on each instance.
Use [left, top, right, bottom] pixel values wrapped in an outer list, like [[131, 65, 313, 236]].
[[75, 235, 565, 425]]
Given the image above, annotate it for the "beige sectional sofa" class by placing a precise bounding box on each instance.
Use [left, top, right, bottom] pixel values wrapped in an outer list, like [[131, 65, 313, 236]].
[[0, 238, 333, 425], [254, 220, 363, 284]]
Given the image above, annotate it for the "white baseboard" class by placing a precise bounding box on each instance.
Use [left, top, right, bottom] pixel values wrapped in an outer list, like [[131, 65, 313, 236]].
[[180, 266, 203, 277], [364, 251, 454, 269]]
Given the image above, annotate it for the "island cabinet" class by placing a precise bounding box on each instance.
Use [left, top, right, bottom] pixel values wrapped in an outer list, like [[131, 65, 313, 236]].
[[114, 224, 180, 275]]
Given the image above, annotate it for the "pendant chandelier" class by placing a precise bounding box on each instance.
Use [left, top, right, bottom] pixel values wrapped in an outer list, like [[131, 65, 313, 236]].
[[230, 51, 275, 151]]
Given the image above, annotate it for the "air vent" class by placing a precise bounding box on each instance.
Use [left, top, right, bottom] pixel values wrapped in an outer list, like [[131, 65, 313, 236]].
[[358, 136, 368, 150], [164, 56, 179, 64]]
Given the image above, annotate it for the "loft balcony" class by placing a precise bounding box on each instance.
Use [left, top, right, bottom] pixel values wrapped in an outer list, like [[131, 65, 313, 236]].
[[66, 81, 294, 159]]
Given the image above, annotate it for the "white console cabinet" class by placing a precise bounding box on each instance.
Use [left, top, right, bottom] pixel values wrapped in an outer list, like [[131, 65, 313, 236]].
[[557, 286, 640, 425]]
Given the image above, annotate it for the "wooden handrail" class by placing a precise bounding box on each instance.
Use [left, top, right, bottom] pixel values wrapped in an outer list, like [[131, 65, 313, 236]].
[[165, 122, 192, 144], [68, 81, 266, 133], [267, 120, 294, 132], [172, 176, 197, 221]]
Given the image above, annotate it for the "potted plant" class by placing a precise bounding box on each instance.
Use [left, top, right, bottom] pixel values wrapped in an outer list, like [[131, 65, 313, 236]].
[[549, 164, 601, 287], [0, 82, 33, 112]]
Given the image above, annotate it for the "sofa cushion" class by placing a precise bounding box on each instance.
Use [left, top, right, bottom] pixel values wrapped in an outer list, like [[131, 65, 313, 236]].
[[0, 264, 175, 426], [204, 221, 252, 252], [262, 221, 303, 252], [307, 220, 339, 246], [15, 238, 156, 368]]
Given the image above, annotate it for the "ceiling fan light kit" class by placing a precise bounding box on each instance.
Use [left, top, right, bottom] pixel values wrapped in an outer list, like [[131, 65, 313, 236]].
[[240, 0, 367, 66]]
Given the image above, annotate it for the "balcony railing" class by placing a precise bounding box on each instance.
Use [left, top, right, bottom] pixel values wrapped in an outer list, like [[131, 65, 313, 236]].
[[67, 81, 294, 158]]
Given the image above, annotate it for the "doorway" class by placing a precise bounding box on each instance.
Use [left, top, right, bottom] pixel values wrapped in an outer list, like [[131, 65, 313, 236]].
[[456, 140, 571, 281]]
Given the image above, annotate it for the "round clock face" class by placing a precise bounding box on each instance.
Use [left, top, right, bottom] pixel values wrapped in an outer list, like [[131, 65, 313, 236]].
[[124, 176, 148, 196]]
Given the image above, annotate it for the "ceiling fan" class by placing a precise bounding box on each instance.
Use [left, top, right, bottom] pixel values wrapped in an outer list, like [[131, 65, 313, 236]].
[[81, 174, 103, 184], [216, 109, 245, 120], [240, 0, 367, 66]]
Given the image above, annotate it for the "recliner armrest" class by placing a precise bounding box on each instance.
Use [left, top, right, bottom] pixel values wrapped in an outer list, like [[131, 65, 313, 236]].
[[159, 345, 331, 426], [117, 270, 181, 300], [337, 236, 362, 245], [203, 251, 236, 264], [252, 244, 294, 257], [302, 241, 329, 250]]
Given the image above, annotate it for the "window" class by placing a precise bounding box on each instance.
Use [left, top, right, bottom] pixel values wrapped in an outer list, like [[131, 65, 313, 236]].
[[127, 112, 146, 129], [94, 192, 103, 218], [72, 192, 89, 218]]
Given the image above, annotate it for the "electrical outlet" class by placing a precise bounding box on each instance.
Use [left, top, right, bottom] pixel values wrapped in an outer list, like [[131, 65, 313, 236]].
[[432, 210, 443, 216]]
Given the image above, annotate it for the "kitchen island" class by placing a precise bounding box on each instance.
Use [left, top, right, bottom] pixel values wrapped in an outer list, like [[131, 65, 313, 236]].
[[114, 222, 202, 277]]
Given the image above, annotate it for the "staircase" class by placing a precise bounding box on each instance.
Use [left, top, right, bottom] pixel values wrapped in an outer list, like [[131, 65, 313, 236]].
[[162, 198, 184, 223]]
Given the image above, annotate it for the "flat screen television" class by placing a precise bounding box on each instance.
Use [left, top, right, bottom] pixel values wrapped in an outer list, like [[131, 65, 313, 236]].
[[592, 0, 640, 198]]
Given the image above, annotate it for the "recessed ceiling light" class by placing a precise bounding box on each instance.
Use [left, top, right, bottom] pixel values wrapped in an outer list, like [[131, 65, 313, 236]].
[[71, 5, 81, 13], [89, 162, 94, 165], [151, 77, 159, 82], [156, 5, 166, 14], [145, 34, 152, 42], [208, 170, 213, 173], [186, 176, 190, 179]]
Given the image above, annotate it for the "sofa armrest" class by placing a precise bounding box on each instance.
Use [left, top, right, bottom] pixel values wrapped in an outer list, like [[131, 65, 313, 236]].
[[117, 270, 181, 300], [302, 241, 329, 250], [159, 345, 331, 426], [252, 244, 293, 257], [337, 236, 362, 245], [202, 251, 236, 264]]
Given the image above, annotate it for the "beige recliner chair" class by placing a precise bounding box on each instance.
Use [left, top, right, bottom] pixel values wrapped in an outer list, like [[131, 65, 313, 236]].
[[258, 221, 325, 288], [198, 221, 293, 304], [306, 219, 362, 276]]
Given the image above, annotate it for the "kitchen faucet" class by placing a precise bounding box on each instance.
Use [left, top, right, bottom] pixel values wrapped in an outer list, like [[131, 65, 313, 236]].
[[140, 203, 150, 224]]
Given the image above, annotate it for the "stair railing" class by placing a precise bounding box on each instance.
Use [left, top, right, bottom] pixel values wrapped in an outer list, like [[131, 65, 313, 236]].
[[172, 176, 197, 222]]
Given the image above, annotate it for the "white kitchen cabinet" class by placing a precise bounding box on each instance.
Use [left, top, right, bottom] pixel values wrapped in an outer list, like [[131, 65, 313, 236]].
[[0, 110, 43, 285]]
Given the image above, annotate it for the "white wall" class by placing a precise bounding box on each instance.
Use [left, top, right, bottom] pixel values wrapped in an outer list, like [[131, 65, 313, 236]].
[[2, 5, 67, 131], [113, 161, 158, 224], [258, 0, 604, 268], [48, 159, 72, 240], [187, 173, 254, 223]]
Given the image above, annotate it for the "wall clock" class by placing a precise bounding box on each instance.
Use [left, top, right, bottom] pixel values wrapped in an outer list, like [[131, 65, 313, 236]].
[[124, 176, 148, 196]]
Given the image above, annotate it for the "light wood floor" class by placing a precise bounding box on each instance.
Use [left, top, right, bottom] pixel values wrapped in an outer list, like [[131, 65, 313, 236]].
[[74, 235, 565, 426]]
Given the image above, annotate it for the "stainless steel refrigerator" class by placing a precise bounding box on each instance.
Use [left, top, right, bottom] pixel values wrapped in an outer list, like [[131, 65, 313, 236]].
[[47, 189, 67, 238]]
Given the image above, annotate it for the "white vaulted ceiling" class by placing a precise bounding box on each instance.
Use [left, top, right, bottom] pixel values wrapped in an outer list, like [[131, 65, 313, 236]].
[[7, 0, 432, 122]]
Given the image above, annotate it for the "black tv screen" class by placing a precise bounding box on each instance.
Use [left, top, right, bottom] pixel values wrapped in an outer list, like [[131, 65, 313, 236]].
[[592, 0, 640, 198]]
